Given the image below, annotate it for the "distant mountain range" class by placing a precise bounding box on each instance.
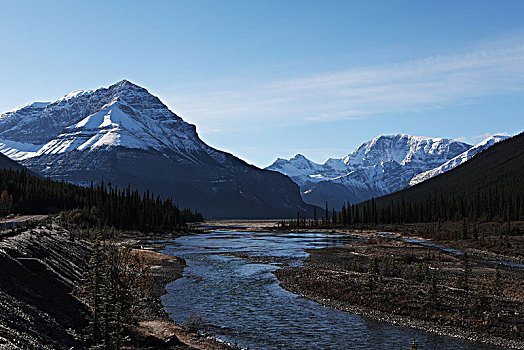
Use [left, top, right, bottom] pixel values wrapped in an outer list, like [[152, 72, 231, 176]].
[[0, 80, 313, 218], [0, 79, 511, 217], [266, 134, 509, 208]]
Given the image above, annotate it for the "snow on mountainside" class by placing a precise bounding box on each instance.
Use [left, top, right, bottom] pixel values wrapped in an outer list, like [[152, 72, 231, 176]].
[[269, 154, 326, 187], [0, 80, 206, 164], [266, 134, 472, 208], [0, 80, 312, 218], [408, 134, 510, 186]]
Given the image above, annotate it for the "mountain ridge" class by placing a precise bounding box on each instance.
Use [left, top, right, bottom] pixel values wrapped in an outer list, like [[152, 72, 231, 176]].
[[266, 134, 472, 207]]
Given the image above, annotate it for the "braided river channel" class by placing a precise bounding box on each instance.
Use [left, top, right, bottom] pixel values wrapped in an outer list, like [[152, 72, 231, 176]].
[[160, 230, 502, 349]]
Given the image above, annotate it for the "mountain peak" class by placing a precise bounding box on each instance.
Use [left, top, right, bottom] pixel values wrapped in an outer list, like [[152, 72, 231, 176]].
[[107, 79, 150, 97], [117, 78, 132, 85], [478, 134, 508, 145], [267, 133, 474, 207], [0, 81, 313, 218], [408, 134, 511, 186], [112, 79, 141, 90], [345, 134, 470, 167], [57, 80, 146, 103], [373, 134, 439, 143], [292, 153, 309, 160]]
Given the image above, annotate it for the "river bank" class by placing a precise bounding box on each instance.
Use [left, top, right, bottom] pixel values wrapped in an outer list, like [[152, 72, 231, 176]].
[[274, 235, 524, 349], [126, 239, 241, 350]]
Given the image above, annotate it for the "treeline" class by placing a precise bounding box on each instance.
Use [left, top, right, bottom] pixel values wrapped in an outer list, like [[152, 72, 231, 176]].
[[0, 168, 202, 231], [283, 187, 523, 229], [341, 186, 523, 225], [61, 182, 203, 232]]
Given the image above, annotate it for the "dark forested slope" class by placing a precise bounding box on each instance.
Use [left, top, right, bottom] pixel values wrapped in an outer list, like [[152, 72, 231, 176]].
[[0, 152, 29, 172], [0, 168, 202, 231]]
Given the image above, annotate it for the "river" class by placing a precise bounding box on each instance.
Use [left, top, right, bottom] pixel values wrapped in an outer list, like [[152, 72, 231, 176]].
[[160, 230, 502, 349]]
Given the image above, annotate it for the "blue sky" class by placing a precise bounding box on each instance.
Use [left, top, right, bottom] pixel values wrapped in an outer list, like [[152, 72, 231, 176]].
[[1, 0, 523, 166]]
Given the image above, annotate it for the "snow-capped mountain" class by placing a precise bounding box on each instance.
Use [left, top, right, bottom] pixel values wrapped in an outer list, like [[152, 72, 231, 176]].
[[0, 80, 312, 218], [0, 81, 204, 160], [408, 134, 510, 186], [266, 134, 472, 208]]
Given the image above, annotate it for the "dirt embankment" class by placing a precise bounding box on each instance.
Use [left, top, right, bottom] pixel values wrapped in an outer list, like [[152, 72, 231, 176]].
[[0, 223, 91, 349], [275, 236, 524, 350]]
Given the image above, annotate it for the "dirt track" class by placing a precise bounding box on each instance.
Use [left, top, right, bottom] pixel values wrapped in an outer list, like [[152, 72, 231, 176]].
[[0, 214, 47, 224]]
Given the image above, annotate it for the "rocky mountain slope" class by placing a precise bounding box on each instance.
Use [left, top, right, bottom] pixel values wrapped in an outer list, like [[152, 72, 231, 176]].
[[267, 134, 471, 208], [0, 80, 312, 218]]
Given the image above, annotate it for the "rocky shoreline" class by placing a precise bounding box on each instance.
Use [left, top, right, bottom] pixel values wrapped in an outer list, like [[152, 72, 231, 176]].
[[128, 239, 240, 350], [276, 269, 523, 349]]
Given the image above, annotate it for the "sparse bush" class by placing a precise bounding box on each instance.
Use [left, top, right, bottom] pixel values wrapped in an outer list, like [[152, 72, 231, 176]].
[[182, 313, 208, 334]]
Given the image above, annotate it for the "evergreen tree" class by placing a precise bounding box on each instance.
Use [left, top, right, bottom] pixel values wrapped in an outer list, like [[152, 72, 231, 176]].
[[84, 243, 152, 349], [0, 189, 13, 216], [324, 202, 329, 225], [85, 239, 105, 346], [491, 267, 501, 296], [473, 283, 486, 312], [460, 252, 471, 290], [365, 258, 378, 292]]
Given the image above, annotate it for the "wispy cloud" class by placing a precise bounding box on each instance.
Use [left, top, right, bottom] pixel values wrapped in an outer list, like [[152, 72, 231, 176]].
[[167, 37, 524, 134], [470, 131, 509, 144]]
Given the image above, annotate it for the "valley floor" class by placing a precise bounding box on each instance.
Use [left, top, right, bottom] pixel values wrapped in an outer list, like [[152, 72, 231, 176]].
[[0, 221, 239, 350], [4, 218, 520, 349]]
